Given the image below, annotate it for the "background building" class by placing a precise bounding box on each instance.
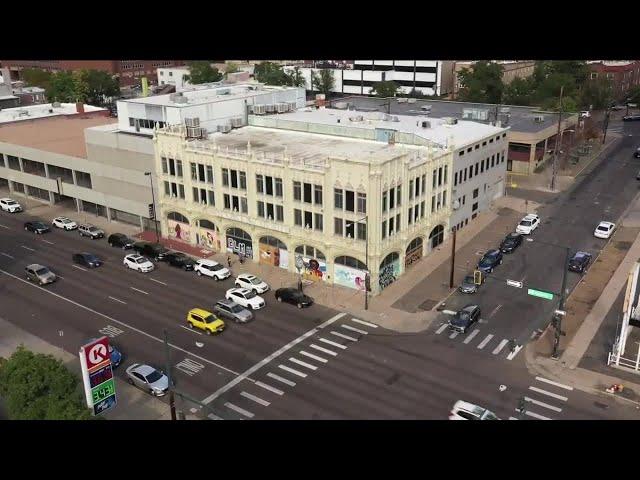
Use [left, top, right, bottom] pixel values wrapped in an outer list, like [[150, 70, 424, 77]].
[[588, 61, 640, 100], [452, 61, 536, 99]]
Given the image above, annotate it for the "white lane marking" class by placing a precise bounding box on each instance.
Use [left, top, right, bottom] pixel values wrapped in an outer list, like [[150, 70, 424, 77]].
[[225, 402, 254, 418], [477, 334, 494, 349], [442, 309, 457, 315], [524, 397, 562, 412], [488, 304, 503, 318], [351, 318, 378, 328], [42, 239, 55, 245], [241, 391, 270, 407], [200, 312, 346, 405], [528, 386, 568, 401], [72, 265, 88, 272], [508, 417, 519, 420], [331, 330, 358, 342], [300, 350, 328, 363], [0, 268, 242, 377], [435, 323, 449, 334], [130, 286, 149, 295], [463, 329, 480, 344], [506, 345, 524, 360], [289, 357, 317, 370], [520, 409, 552, 420], [342, 324, 368, 335], [207, 413, 223, 420], [449, 331, 459, 339], [278, 364, 307, 378], [535, 376, 574, 391], [108, 296, 127, 305], [20, 245, 35, 251], [99, 325, 124, 338], [310, 343, 337, 356], [319, 337, 347, 350], [255, 381, 284, 396], [1, 252, 14, 259], [0, 224, 9, 229], [492, 339, 509, 355], [180, 325, 203, 335], [176, 358, 205, 376], [267, 372, 296, 387], [150, 277, 167, 285]]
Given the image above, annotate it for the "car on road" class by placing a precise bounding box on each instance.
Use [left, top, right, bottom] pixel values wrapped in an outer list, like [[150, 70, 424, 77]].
[[212, 299, 254, 323], [52, 216, 78, 230], [234, 273, 269, 293], [108, 233, 135, 249], [623, 115, 640, 122], [499, 232, 523, 254], [24, 220, 51, 234], [594, 221, 616, 239], [132, 241, 169, 261], [635, 148, 640, 159], [87, 338, 123, 368], [274, 287, 314, 308], [477, 249, 503, 274], [459, 274, 480, 294], [225, 287, 265, 310], [186, 308, 225, 335], [0, 197, 22, 213], [72, 252, 103, 268], [449, 400, 500, 420], [123, 253, 155, 273], [516, 214, 540, 235], [194, 259, 231, 281], [611, 105, 625, 111], [78, 224, 105, 239], [580, 111, 591, 118], [125, 363, 169, 397], [448, 304, 481, 334], [164, 252, 196, 271], [25, 264, 57, 285], [568, 251, 592, 273]]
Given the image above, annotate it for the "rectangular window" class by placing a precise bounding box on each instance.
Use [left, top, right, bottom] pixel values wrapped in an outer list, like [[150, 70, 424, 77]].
[[162, 157, 168, 174], [334, 188, 343, 209], [481, 160, 485, 173], [345, 220, 355, 238], [389, 187, 395, 210], [257, 201, 265, 218], [415, 177, 420, 197], [198, 163, 205, 182], [463, 195, 466, 205], [501, 152, 505, 163], [276, 205, 284, 222], [304, 211, 313, 229], [294, 181, 302, 201], [396, 185, 401, 207], [464, 168, 468, 182], [395, 213, 401, 233], [388, 216, 394, 235], [334, 217, 343, 236], [420, 200, 425, 218], [491, 155, 495, 167], [475, 162, 479, 176], [442, 190, 447, 207], [473, 188, 479, 199], [472, 202, 478, 212], [454, 172, 458, 186], [469, 165, 473, 180], [230, 170, 238, 188], [431, 195, 436, 213], [192, 187, 199, 203], [345, 190, 355, 212], [432, 170, 437, 189], [256, 174, 264, 193], [222, 168, 229, 186], [200, 188, 206, 204], [266, 203, 274, 220], [164, 181, 170, 196], [421, 174, 426, 194], [176, 160, 183, 178], [265, 176, 273, 196], [75, 171, 92, 189], [295, 209, 303, 226], [303, 183, 312, 203], [190, 162, 197, 180], [275, 178, 283, 197], [437, 192, 442, 210], [444, 165, 448, 184], [409, 180, 414, 200], [357, 222, 366, 240], [357, 192, 367, 214], [239, 171, 246, 190], [314, 213, 323, 232], [206, 166, 214, 185], [208, 190, 215, 206], [408, 207, 413, 224], [240, 197, 247, 214], [178, 184, 185, 199], [438, 167, 443, 186], [382, 191, 388, 212], [382, 220, 387, 239], [231, 195, 239, 211], [170, 182, 177, 197], [169, 158, 176, 176], [414, 205, 419, 222], [314, 185, 323, 205]]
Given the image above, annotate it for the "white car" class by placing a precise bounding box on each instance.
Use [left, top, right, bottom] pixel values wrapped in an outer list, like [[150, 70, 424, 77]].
[[52, 216, 78, 230], [123, 254, 155, 273], [449, 400, 500, 420], [580, 111, 591, 118], [0, 197, 23, 213], [234, 273, 269, 294], [225, 287, 265, 310], [194, 259, 231, 281], [515, 214, 540, 235], [594, 221, 615, 239]]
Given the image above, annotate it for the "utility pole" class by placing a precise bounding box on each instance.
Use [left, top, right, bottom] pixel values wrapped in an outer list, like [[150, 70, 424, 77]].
[[163, 329, 177, 420], [602, 106, 611, 145], [145, 172, 160, 244], [449, 227, 457, 288], [551, 247, 571, 359], [550, 85, 564, 191], [364, 215, 369, 310]]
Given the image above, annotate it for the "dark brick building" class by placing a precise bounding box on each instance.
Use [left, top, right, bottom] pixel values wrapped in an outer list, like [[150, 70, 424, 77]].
[[588, 61, 640, 100]]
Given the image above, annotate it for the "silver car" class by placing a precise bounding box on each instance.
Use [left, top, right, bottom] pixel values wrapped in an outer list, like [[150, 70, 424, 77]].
[[125, 363, 169, 396], [25, 264, 57, 285], [213, 299, 254, 323]]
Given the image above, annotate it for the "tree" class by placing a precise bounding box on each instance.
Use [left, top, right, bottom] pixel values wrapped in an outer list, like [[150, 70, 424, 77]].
[[0, 346, 91, 420], [46, 71, 77, 103], [580, 76, 614, 110], [311, 69, 335, 96], [254, 61, 290, 86], [183, 61, 222, 85], [502, 77, 536, 106], [371, 80, 400, 98], [80, 69, 120, 106], [21, 68, 53, 90], [626, 85, 640, 105], [286, 67, 306, 88], [225, 62, 239, 75], [457, 61, 504, 104]]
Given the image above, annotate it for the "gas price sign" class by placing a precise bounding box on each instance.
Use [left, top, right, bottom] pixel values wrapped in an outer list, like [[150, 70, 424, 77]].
[[80, 336, 117, 416]]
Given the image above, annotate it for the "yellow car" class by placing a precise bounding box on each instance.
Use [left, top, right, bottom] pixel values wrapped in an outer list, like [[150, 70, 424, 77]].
[[186, 308, 225, 335]]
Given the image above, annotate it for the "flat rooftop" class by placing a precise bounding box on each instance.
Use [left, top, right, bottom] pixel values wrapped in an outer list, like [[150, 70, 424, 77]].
[[0, 115, 117, 158], [0, 103, 107, 125]]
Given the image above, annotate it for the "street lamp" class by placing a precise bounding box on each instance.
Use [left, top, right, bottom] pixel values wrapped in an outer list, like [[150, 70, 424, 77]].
[[144, 171, 160, 244], [345, 215, 369, 310]]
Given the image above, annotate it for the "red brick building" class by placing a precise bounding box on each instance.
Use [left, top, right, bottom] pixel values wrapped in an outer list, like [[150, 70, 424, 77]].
[[588, 61, 640, 100], [0, 60, 186, 87]]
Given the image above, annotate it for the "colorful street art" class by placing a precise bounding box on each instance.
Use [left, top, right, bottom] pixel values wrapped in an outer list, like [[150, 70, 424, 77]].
[[295, 254, 326, 281], [334, 264, 366, 291], [168, 219, 191, 243]]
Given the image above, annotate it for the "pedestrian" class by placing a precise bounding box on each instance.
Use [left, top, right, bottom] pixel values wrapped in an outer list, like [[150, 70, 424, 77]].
[[239, 252, 245, 264], [227, 255, 232, 269]]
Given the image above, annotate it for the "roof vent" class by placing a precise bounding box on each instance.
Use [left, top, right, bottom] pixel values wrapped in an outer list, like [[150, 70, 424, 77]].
[[534, 115, 545, 123]]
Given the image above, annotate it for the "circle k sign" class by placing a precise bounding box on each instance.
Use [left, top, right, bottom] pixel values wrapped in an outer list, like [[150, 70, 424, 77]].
[[82, 337, 111, 370]]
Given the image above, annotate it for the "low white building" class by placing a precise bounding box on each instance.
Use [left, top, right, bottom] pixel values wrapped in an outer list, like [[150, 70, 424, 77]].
[[157, 67, 191, 91]]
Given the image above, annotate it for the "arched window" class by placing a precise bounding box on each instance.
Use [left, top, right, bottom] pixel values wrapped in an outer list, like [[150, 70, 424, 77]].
[[295, 245, 325, 260], [429, 225, 444, 248], [380, 252, 399, 269], [227, 227, 251, 241], [167, 211, 189, 223], [198, 219, 217, 230], [406, 237, 423, 254], [335, 255, 367, 270], [260, 236, 287, 250]]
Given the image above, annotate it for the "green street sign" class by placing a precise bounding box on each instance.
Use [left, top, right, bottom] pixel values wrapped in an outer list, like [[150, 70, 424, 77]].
[[528, 288, 554, 301]]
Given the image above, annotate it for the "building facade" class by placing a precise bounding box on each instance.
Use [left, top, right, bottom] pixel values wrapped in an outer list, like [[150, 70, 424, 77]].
[[588, 61, 640, 101], [452, 61, 536, 99]]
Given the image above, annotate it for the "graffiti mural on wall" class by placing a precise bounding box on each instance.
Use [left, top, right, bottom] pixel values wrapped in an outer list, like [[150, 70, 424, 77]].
[[379, 261, 399, 290], [227, 236, 253, 259], [168, 220, 191, 243], [295, 254, 326, 281], [334, 264, 366, 291], [197, 228, 220, 251]]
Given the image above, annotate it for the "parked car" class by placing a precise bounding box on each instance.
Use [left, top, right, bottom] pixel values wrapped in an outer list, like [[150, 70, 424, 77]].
[[72, 252, 103, 268], [164, 252, 196, 271], [125, 363, 169, 396], [516, 214, 540, 235], [212, 299, 253, 323], [108, 233, 135, 249], [234, 273, 269, 293], [87, 338, 123, 368], [274, 287, 314, 308], [123, 254, 155, 273], [132, 241, 169, 261], [225, 287, 265, 310], [449, 400, 500, 420], [500, 232, 523, 254], [52, 216, 78, 230], [194, 259, 231, 281], [186, 308, 225, 335], [459, 275, 480, 294], [0, 197, 22, 213], [25, 264, 57, 285], [24, 220, 50, 234], [78, 224, 105, 239], [623, 115, 640, 122], [634, 147, 640, 159], [448, 304, 481, 334], [477, 249, 503, 274], [594, 221, 616, 239], [568, 251, 592, 273]]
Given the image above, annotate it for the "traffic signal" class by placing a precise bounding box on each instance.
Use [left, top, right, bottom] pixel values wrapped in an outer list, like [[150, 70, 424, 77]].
[[473, 270, 483, 285], [365, 273, 371, 292], [148, 203, 155, 220]]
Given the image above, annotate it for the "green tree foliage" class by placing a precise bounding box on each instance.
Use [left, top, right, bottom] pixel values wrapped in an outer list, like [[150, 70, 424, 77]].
[[21, 68, 52, 90], [371, 80, 400, 98], [457, 61, 504, 104], [46, 71, 77, 102], [225, 62, 239, 75], [628, 85, 640, 104], [80, 70, 120, 106], [502, 77, 536, 106], [311, 69, 335, 96], [0, 346, 91, 420], [287, 67, 306, 88], [580, 76, 614, 110], [254, 61, 290, 86], [183, 61, 223, 85]]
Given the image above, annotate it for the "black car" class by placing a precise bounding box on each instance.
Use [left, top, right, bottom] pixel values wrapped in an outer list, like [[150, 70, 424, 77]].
[[133, 241, 170, 261], [448, 304, 481, 334], [477, 249, 503, 274], [24, 221, 50, 234], [634, 148, 640, 159], [72, 252, 103, 268], [108, 233, 135, 249], [623, 115, 640, 122], [568, 251, 592, 273], [275, 288, 314, 309], [164, 252, 196, 270], [499, 232, 523, 254]]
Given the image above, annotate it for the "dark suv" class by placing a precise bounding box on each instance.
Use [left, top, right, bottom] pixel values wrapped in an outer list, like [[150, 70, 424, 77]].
[[568, 251, 592, 273], [133, 241, 170, 261], [448, 304, 481, 334], [477, 249, 503, 273], [108, 233, 135, 249], [164, 252, 196, 271], [499, 233, 523, 254]]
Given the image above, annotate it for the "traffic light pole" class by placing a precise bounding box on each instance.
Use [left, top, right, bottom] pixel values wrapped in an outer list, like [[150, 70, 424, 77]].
[[145, 172, 160, 244], [449, 227, 457, 288], [551, 247, 571, 359], [163, 329, 177, 421]]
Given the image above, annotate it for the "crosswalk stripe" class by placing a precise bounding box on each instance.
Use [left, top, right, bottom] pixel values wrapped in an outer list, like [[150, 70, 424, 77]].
[[351, 318, 378, 328], [241, 391, 270, 407], [289, 357, 317, 370], [300, 350, 328, 363], [435, 323, 448, 334], [225, 402, 254, 418], [522, 409, 552, 420], [319, 337, 347, 350], [528, 386, 568, 401], [492, 339, 509, 355], [477, 334, 494, 349], [463, 329, 480, 344], [449, 331, 459, 339], [207, 413, 223, 420], [310, 343, 337, 356], [535, 376, 574, 391], [331, 331, 358, 342], [342, 324, 368, 335], [255, 381, 284, 396], [267, 372, 296, 387], [278, 364, 307, 378], [524, 397, 562, 412], [508, 417, 519, 420], [506, 345, 523, 360], [442, 309, 457, 315]]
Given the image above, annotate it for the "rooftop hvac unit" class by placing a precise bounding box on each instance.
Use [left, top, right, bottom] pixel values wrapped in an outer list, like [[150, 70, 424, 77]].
[[444, 117, 458, 125], [287, 101, 297, 111], [397, 98, 408, 103], [383, 114, 392, 122], [276, 103, 289, 113], [169, 93, 183, 102], [218, 124, 232, 133], [265, 104, 276, 113], [253, 104, 266, 115], [185, 117, 200, 128], [421, 121, 431, 128], [534, 115, 545, 123], [420, 105, 432, 112], [333, 101, 348, 109], [349, 115, 364, 122], [392, 116, 400, 122], [52, 102, 61, 108], [407, 98, 417, 104], [500, 107, 511, 114], [230, 117, 243, 128], [174, 96, 188, 104], [499, 113, 510, 126]]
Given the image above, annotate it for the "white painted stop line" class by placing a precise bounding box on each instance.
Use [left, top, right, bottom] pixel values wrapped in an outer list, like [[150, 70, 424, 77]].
[[435, 323, 448, 335], [477, 334, 494, 349], [289, 357, 317, 371], [492, 339, 509, 355], [463, 329, 480, 344], [351, 318, 378, 328], [310, 344, 337, 356], [241, 391, 270, 407], [300, 350, 328, 363]]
